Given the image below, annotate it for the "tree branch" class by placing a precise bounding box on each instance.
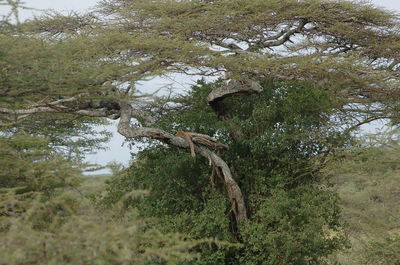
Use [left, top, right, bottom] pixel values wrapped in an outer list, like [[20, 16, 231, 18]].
[[350, 115, 398, 130], [0, 105, 120, 119], [261, 19, 308, 48], [207, 78, 263, 119], [117, 103, 247, 225]]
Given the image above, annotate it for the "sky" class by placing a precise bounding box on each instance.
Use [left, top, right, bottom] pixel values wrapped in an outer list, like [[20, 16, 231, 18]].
[[3, 0, 397, 16], [1, 0, 400, 173], [373, 0, 400, 11]]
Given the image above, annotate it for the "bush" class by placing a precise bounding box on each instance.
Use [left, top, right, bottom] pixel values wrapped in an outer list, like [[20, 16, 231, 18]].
[[0, 190, 202, 265]]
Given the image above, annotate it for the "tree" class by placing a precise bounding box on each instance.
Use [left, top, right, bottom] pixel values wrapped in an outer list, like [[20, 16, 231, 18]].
[[103, 80, 348, 264], [1, 0, 400, 263]]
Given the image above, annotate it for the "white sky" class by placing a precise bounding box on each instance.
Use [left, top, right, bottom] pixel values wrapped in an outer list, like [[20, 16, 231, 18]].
[[373, 0, 400, 11], [1, 0, 400, 173], [7, 0, 398, 17]]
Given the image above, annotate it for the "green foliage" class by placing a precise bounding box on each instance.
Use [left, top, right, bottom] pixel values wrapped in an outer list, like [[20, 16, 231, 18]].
[[2, 1, 400, 264], [222, 82, 344, 191], [105, 80, 348, 264], [0, 133, 83, 234], [97, 0, 400, 107], [102, 147, 236, 241], [240, 187, 343, 265], [0, 190, 202, 265], [0, 15, 113, 163], [0, 130, 203, 265], [8, 114, 111, 163], [0, 134, 81, 191], [103, 157, 240, 264]]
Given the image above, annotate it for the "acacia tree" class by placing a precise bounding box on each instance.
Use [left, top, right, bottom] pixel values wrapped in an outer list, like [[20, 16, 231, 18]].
[[1, 0, 400, 236]]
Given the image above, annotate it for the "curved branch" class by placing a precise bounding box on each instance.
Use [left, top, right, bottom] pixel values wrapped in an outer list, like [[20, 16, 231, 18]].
[[199, 147, 247, 225], [117, 103, 247, 225], [207, 78, 263, 119]]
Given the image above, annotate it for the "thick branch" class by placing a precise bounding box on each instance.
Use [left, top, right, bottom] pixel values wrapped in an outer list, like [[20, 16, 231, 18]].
[[117, 103, 247, 224], [199, 147, 247, 225], [207, 78, 263, 119], [0, 106, 68, 115], [0, 105, 120, 119]]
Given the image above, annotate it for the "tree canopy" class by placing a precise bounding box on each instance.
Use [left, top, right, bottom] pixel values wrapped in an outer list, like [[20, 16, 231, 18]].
[[1, 0, 400, 264]]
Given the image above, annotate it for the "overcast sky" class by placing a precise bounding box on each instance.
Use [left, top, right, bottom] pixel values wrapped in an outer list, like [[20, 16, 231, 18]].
[[2, 0, 400, 173], [8, 0, 399, 16]]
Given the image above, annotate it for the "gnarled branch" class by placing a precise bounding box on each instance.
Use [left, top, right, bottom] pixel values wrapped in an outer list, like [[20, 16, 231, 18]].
[[117, 103, 247, 224]]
